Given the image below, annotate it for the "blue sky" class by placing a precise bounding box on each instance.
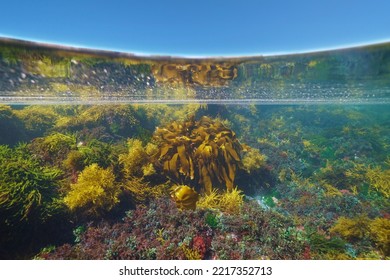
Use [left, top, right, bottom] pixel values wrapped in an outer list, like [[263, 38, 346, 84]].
[[1, 0, 390, 56]]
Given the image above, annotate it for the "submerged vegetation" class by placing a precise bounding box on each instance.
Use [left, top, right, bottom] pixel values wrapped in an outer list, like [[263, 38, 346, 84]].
[[0, 103, 389, 260], [1, 38, 390, 260], [63, 164, 118, 217], [152, 116, 243, 194]]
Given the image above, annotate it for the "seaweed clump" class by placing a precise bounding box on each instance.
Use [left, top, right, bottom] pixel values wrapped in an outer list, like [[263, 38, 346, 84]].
[[170, 185, 199, 210], [197, 187, 244, 214], [63, 163, 119, 217], [330, 215, 390, 256], [152, 116, 243, 194]]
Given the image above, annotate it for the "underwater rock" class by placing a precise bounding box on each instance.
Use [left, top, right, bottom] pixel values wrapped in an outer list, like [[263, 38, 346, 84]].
[[152, 116, 243, 194]]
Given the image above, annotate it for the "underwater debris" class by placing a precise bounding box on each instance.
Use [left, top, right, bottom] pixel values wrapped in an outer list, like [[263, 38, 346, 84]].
[[170, 185, 199, 210], [152, 116, 243, 194]]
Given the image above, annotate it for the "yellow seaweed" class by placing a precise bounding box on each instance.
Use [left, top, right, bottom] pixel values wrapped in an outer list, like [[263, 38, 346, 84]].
[[171, 185, 199, 210], [197, 187, 244, 214]]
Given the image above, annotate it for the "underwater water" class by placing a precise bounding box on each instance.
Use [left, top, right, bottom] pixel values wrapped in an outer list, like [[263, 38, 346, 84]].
[[0, 38, 389, 260]]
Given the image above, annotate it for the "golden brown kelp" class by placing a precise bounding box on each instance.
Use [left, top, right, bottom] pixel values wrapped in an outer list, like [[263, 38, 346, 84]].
[[170, 185, 199, 210], [152, 116, 243, 194]]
